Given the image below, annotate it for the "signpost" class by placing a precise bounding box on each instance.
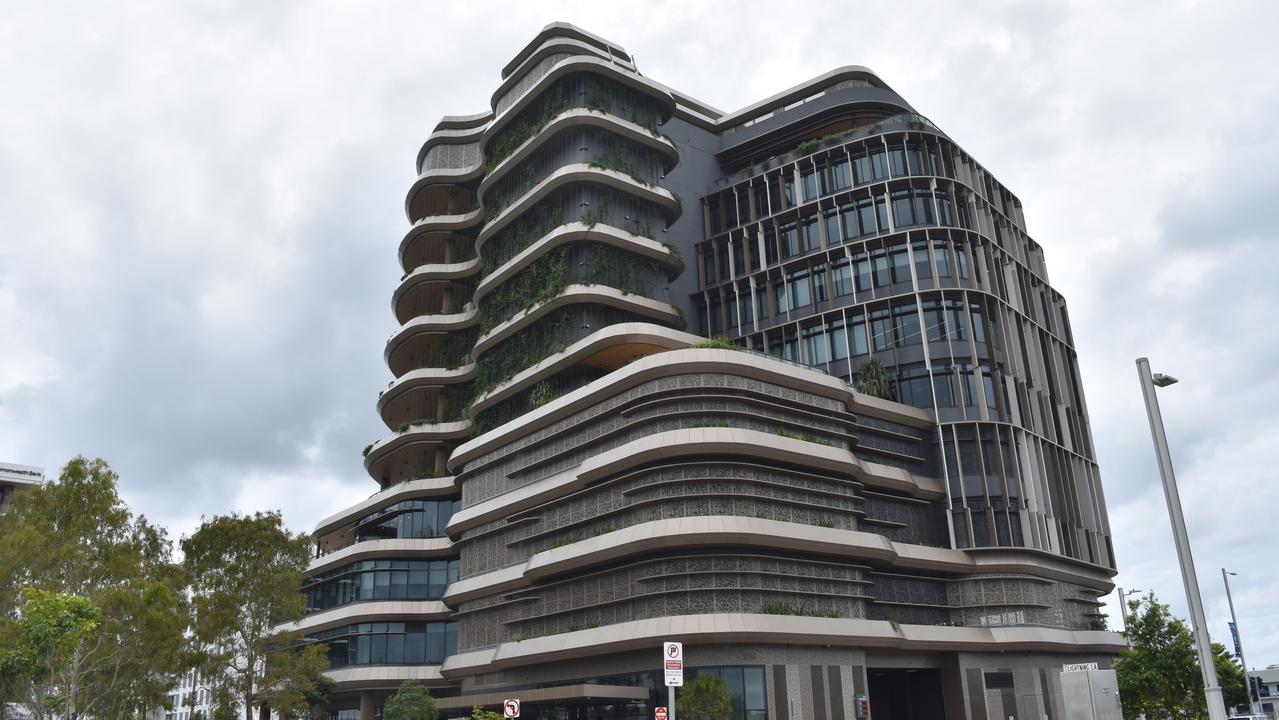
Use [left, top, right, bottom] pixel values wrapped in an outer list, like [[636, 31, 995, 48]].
[[663, 641, 683, 720], [503, 698, 520, 718]]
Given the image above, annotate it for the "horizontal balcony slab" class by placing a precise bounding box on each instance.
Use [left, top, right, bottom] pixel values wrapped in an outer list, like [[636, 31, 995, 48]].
[[310, 537, 454, 575]]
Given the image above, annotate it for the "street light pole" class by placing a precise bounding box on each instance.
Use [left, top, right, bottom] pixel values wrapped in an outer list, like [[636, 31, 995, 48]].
[[1116, 587, 1130, 643], [1135, 357, 1227, 720], [1223, 569, 1259, 715]]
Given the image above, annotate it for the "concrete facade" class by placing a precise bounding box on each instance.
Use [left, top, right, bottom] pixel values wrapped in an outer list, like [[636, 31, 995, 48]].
[[300, 22, 1123, 720]]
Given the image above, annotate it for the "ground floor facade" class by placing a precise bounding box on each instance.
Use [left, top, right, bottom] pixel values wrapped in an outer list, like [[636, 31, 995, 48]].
[[329, 644, 1117, 720]]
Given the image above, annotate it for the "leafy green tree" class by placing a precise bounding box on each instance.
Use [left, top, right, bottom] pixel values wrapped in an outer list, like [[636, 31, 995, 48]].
[[182, 511, 321, 720], [382, 679, 439, 720], [855, 357, 894, 400], [676, 674, 733, 720], [0, 457, 189, 720], [1211, 641, 1248, 710], [1115, 594, 1229, 720], [466, 708, 502, 720], [0, 588, 100, 715]]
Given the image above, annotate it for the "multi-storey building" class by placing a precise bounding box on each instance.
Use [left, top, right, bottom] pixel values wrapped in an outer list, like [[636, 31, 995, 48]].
[[295, 23, 1124, 720], [0, 462, 43, 513]]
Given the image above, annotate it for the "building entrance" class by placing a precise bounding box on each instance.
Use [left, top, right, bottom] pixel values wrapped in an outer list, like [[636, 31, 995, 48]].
[[867, 668, 946, 720]]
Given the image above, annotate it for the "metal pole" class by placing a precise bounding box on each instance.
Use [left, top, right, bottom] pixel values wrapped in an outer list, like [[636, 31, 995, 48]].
[[1117, 587, 1130, 643], [1223, 569, 1260, 715], [1135, 357, 1227, 720], [669, 685, 675, 720]]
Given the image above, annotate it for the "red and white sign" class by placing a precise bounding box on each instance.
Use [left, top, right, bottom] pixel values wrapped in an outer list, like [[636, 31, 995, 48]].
[[655, 707, 668, 720], [503, 699, 520, 718], [663, 641, 683, 687]]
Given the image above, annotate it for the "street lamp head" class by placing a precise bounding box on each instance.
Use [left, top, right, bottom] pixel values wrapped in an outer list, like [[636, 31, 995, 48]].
[[1152, 373, 1179, 387]]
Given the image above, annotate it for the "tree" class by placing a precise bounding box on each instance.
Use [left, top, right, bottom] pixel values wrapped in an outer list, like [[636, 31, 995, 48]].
[[382, 680, 439, 720], [0, 588, 100, 716], [466, 708, 502, 720], [0, 457, 189, 720], [1114, 594, 1229, 720], [855, 357, 894, 400], [182, 512, 322, 720], [1211, 641, 1248, 710], [676, 674, 733, 720]]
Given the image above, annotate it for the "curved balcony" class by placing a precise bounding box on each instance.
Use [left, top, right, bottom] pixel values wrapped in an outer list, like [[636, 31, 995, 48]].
[[365, 420, 473, 487], [283, 600, 452, 636], [392, 268, 479, 325], [385, 312, 478, 378], [476, 164, 681, 255], [416, 115, 491, 175], [379, 364, 475, 417], [407, 183, 480, 225], [324, 664, 447, 692], [478, 108, 677, 198], [475, 223, 680, 304], [473, 286, 682, 358], [400, 231, 475, 275], [448, 427, 943, 540], [314, 475, 460, 539], [466, 322, 702, 418], [484, 57, 674, 148], [441, 613, 1124, 678], [310, 537, 454, 575], [399, 208, 485, 269], [379, 382, 473, 432], [496, 32, 637, 108], [444, 515, 1112, 606], [450, 345, 932, 472]]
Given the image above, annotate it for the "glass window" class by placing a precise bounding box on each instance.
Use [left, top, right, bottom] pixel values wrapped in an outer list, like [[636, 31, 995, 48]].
[[731, 238, 745, 276], [783, 175, 795, 207], [850, 314, 869, 356], [829, 318, 849, 360], [779, 223, 800, 258], [934, 241, 952, 278], [801, 171, 817, 202], [888, 145, 907, 176], [853, 253, 872, 292], [737, 187, 751, 225], [812, 263, 828, 303], [889, 246, 911, 284], [709, 201, 722, 235], [875, 195, 890, 231], [788, 269, 812, 309], [853, 154, 872, 185], [906, 145, 925, 175], [913, 241, 932, 281], [894, 305, 921, 346], [753, 183, 768, 218], [947, 301, 968, 341], [854, 198, 875, 237], [892, 190, 915, 227], [936, 191, 954, 226], [767, 175, 781, 212], [802, 324, 828, 364], [703, 245, 716, 285], [934, 367, 957, 407], [801, 215, 820, 252], [923, 301, 946, 342], [764, 225, 778, 265], [772, 278, 789, 315], [870, 151, 887, 180], [871, 308, 892, 351], [872, 251, 891, 287], [726, 295, 739, 330], [914, 189, 936, 225], [724, 192, 739, 230], [825, 209, 843, 245], [832, 258, 854, 297], [970, 305, 986, 344], [956, 244, 970, 280], [831, 160, 851, 190]]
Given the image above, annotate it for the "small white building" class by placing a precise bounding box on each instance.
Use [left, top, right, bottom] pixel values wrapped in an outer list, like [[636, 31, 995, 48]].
[[1250, 665, 1279, 717], [0, 461, 43, 512]]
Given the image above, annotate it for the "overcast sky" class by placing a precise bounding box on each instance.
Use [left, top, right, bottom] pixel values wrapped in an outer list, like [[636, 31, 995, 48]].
[[3, 0, 1277, 670]]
